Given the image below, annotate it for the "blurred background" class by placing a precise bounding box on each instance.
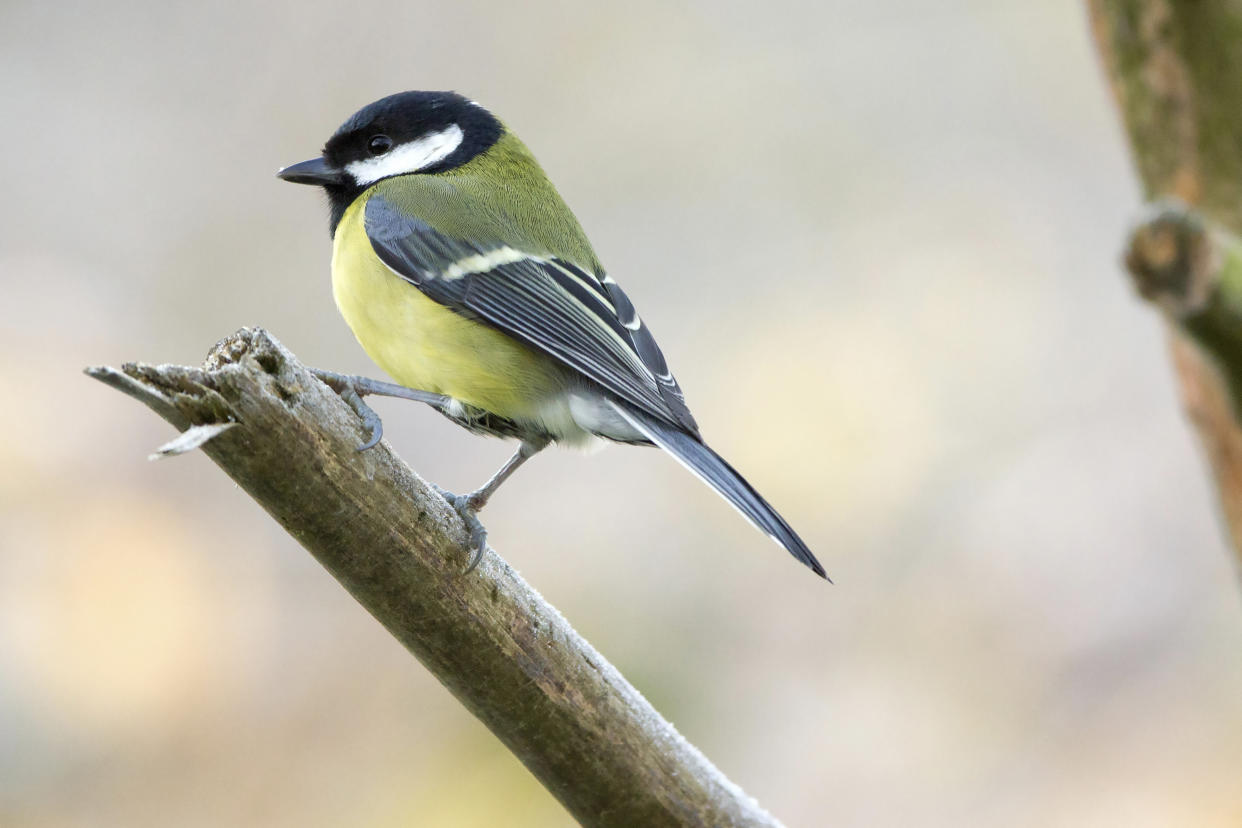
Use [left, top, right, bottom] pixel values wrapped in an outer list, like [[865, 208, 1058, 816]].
[[3, 1, 1241, 825]]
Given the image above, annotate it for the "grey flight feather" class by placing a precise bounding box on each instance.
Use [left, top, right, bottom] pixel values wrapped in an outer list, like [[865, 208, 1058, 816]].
[[608, 400, 828, 579]]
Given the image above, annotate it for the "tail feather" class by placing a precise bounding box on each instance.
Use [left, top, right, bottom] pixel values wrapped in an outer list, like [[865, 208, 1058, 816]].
[[609, 401, 828, 580]]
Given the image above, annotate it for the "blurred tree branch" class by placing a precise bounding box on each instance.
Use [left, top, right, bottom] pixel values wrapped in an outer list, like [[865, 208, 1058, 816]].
[[86, 328, 781, 828], [1089, 0, 1242, 567]]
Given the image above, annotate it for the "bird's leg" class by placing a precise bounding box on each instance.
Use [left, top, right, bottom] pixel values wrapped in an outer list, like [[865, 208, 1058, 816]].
[[435, 438, 550, 573], [311, 369, 451, 451], [313, 367, 547, 573], [463, 438, 550, 511]]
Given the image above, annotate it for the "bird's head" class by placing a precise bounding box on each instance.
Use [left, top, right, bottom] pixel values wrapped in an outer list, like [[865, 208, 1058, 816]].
[[278, 91, 503, 228]]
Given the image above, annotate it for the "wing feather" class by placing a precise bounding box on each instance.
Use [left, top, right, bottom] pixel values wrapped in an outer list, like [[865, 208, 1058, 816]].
[[365, 195, 698, 433]]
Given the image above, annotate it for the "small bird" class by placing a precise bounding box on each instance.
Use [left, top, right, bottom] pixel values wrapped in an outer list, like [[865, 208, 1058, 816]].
[[278, 91, 826, 579]]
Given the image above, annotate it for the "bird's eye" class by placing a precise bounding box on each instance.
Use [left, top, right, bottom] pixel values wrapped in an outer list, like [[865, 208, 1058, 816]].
[[368, 135, 393, 155]]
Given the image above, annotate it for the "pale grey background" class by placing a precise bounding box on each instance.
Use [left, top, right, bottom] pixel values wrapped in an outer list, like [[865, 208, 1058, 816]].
[[2, 1, 1240, 825]]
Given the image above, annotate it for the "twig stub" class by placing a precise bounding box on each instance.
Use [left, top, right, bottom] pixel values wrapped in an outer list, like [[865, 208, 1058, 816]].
[[1124, 199, 1217, 318]]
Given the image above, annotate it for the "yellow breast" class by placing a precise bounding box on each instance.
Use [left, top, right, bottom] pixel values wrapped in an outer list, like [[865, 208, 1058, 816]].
[[330, 195, 570, 421]]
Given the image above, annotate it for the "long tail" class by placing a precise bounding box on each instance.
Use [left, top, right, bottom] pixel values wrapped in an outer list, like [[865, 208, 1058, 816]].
[[609, 401, 828, 580]]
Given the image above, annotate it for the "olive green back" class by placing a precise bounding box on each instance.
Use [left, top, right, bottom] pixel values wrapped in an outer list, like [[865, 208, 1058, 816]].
[[371, 129, 604, 273]]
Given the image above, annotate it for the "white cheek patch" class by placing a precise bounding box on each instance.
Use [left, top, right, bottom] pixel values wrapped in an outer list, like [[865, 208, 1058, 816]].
[[345, 124, 465, 186]]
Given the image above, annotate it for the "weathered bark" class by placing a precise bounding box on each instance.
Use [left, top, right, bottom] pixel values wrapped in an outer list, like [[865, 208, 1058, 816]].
[[87, 328, 781, 828], [1089, 0, 1242, 565]]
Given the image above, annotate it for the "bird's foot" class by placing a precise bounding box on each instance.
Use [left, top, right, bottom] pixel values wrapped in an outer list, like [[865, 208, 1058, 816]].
[[312, 369, 386, 450], [432, 485, 491, 573], [311, 369, 453, 452]]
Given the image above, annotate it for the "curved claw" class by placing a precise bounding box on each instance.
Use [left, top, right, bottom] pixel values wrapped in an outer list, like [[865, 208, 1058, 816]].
[[433, 486, 490, 573], [462, 514, 489, 574], [336, 387, 384, 451], [355, 414, 383, 452]]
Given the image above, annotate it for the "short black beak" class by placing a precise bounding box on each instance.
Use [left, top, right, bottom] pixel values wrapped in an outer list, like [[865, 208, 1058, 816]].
[[277, 157, 345, 186]]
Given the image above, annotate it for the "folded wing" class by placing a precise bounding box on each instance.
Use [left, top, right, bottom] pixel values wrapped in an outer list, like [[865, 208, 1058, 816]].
[[365, 194, 698, 434]]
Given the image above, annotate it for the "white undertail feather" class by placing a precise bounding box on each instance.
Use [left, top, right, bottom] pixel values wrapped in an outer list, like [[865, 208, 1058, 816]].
[[567, 393, 646, 443]]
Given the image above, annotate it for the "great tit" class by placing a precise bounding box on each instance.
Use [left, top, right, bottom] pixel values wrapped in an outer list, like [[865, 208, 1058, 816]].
[[278, 91, 827, 580]]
